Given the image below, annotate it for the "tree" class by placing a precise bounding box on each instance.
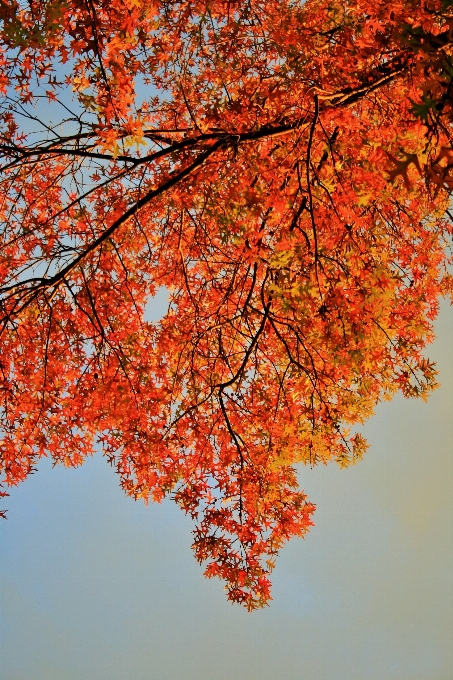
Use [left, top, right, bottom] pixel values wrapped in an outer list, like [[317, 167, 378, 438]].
[[0, 0, 452, 609]]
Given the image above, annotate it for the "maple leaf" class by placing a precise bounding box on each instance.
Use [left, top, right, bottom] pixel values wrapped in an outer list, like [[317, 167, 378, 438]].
[[411, 95, 439, 123], [386, 152, 424, 189]]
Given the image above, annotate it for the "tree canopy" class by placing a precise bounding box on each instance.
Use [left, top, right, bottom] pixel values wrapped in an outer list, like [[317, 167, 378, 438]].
[[0, 0, 452, 608]]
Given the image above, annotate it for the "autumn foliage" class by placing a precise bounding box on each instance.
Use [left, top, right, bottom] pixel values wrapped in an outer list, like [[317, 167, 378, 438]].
[[0, 0, 452, 608]]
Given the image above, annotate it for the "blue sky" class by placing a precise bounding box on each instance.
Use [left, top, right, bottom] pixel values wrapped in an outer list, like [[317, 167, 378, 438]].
[[1, 298, 452, 680]]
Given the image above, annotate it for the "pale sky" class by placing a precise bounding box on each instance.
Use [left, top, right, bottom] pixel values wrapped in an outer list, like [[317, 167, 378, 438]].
[[1, 298, 452, 680]]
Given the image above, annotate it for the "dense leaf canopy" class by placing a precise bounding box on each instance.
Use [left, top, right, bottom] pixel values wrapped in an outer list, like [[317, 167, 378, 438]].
[[0, 0, 452, 608]]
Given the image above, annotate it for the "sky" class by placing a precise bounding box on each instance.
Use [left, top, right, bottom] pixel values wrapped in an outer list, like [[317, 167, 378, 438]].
[[0, 296, 452, 680]]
